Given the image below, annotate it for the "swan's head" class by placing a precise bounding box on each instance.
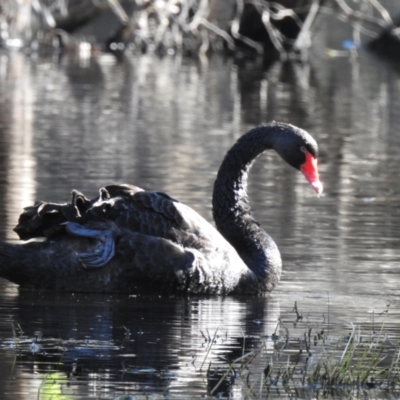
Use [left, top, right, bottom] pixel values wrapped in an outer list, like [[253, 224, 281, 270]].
[[271, 122, 323, 195]]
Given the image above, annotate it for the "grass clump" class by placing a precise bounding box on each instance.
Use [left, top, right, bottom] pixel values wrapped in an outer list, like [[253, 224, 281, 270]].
[[200, 303, 400, 399]]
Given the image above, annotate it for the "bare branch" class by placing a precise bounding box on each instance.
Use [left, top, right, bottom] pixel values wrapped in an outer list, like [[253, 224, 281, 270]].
[[335, 0, 390, 29], [293, 0, 320, 51], [261, 8, 286, 53], [369, 0, 393, 26]]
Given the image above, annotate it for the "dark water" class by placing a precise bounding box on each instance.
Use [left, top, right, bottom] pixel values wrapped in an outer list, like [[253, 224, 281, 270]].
[[1, 22, 400, 398]]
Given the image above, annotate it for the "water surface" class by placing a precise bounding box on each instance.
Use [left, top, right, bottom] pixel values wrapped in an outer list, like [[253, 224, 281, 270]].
[[0, 28, 400, 398]]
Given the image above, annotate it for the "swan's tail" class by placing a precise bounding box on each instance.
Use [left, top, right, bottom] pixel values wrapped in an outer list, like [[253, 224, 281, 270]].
[[0, 238, 105, 290]]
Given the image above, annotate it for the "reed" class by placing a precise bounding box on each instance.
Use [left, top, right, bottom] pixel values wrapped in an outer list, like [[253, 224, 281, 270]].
[[202, 304, 400, 398]]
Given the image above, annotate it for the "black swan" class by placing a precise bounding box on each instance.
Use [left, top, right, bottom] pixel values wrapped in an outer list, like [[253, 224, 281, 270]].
[[0, 122, 322, 295]]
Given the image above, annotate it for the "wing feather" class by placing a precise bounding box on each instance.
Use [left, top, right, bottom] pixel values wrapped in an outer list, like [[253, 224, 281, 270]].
[[104, 190, 213, 248]]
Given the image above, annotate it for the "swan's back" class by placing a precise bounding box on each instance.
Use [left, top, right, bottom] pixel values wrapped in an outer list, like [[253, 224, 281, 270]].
[[11, 184, 251, 294]]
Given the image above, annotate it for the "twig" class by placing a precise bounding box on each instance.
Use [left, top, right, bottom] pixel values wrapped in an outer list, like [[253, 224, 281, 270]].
[[293, 301, 303, 321], [199, 327, 219, 371]]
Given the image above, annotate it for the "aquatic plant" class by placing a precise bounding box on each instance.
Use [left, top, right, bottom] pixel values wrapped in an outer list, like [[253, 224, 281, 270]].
[[200, 303, 400, 399]]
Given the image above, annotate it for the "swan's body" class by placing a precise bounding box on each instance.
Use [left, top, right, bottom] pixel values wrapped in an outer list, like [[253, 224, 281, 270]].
[[0, 122, 322, 295]]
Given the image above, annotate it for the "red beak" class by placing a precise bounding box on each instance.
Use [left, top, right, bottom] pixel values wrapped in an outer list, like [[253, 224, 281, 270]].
[[300, 152, 323, 195]]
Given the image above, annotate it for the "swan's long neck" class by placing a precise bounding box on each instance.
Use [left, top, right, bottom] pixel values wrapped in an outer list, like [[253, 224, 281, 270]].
[[212, 126, 282, 289]]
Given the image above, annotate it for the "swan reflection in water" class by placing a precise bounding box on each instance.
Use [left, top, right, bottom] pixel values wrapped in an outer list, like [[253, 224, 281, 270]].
[[1, 292, 280, 398], [0, 122, 322, 295]]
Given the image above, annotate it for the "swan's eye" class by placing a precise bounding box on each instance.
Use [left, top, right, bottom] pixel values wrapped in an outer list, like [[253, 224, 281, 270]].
[[300, 146, 307, 153]]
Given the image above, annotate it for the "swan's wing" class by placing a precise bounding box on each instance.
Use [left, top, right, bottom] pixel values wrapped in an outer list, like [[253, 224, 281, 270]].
[[65, 218, 224, 292], [66, 189, 225, 275], [13, 183, 218, 252], [12, 184, 225, 275], [98, 190, 217, 250]]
